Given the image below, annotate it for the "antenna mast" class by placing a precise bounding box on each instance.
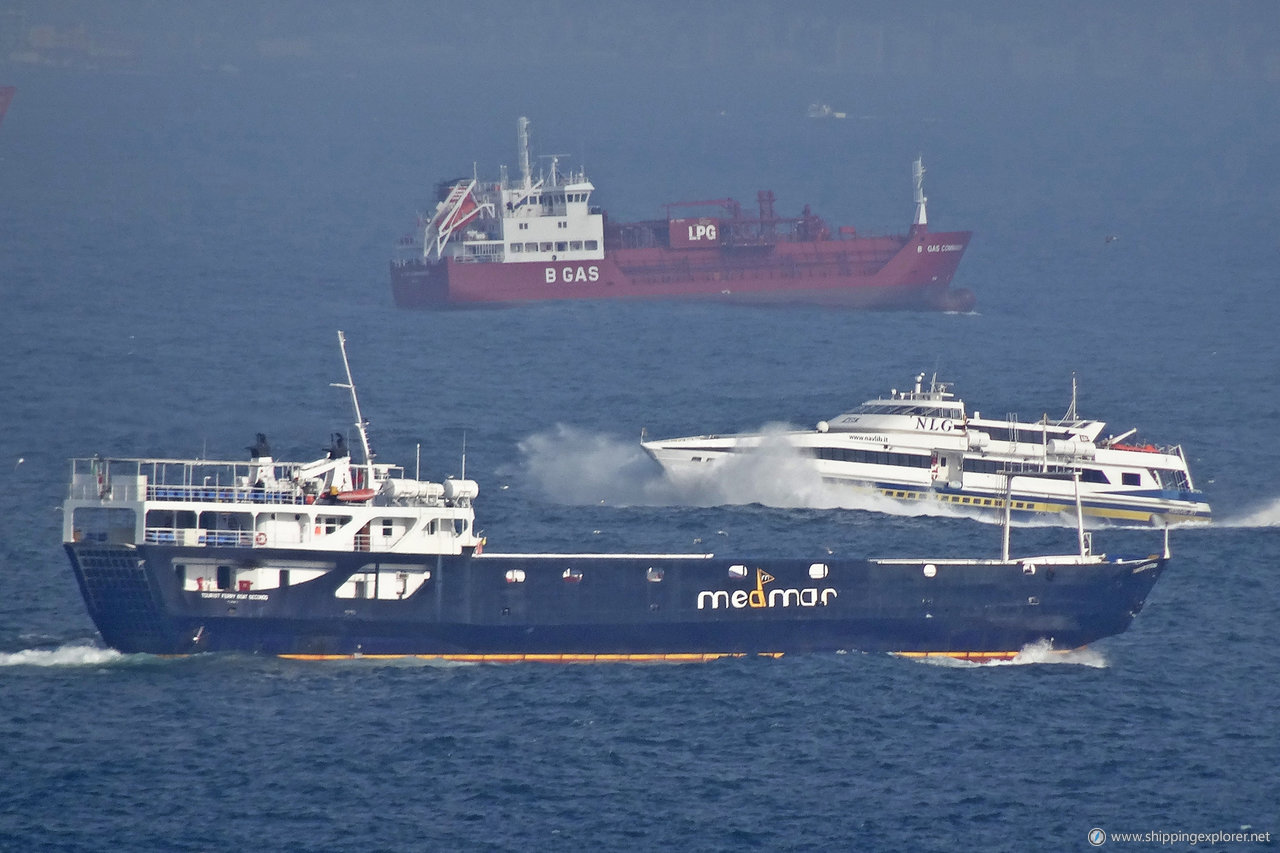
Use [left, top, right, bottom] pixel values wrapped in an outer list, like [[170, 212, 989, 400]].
[[332, 331, 375, 488], [912, 156, 928, 228], [518, 116, 532, 191]]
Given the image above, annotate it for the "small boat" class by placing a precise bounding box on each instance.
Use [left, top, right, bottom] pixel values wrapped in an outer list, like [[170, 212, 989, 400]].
[[642, 373, 1211, 526], [806, 103, 847, 119], [62, 337, 1168, 661]]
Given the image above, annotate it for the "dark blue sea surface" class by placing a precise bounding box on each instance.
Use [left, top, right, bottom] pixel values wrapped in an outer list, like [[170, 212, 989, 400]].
[[3, 31, 1279, 851]]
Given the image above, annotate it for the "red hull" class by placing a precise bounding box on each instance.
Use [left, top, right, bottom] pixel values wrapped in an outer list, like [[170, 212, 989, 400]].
[[391, 227, 974, 311]]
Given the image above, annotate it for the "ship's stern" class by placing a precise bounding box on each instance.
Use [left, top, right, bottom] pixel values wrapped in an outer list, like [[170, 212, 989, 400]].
[[390, 259, 452, 308], [64, 543, 190, 654]]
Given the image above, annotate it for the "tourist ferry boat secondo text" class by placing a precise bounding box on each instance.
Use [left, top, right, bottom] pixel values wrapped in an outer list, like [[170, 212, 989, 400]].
[[62, 339, 1169, 661], [642, 374, 1211, 526]]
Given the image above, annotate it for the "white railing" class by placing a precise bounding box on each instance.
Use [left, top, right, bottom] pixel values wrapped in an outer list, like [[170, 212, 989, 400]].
[[144, 528, 254, 547]]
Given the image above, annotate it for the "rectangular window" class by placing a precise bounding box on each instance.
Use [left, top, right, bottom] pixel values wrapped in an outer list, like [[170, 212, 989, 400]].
[[556, 242, 568, 252], [1122, 472, 1141, 486], [540, 242, 552, 252], [510, 244, 521, 253], [570, 241, 583, 250], [585, 240, 598, 250]]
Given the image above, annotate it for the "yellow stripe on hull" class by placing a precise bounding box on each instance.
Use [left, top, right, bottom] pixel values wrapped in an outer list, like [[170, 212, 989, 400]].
[[276, 651, 786, 663], [874, 487, 1204, 524]]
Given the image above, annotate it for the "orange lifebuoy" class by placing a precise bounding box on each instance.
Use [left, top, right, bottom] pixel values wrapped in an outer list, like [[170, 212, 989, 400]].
[[254, 532, 267, 546]]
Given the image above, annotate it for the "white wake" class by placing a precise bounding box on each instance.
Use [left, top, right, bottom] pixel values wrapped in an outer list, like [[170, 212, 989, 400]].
[[0, 643, 122, 667], [515, 424, 966, 517]]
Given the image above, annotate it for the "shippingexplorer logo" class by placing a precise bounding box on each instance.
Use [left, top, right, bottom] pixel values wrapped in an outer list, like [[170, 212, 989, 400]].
[[1088, 827, 1272, 846], [696, 568, 838, 611]]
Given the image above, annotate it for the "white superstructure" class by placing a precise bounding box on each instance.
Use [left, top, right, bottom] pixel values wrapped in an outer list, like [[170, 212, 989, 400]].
[[642, 374, 1211, 525], [62, 333, 482, 598], [402, 116, 605, 267]]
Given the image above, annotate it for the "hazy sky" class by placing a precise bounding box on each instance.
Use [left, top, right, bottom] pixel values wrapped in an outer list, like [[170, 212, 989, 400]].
[[4, 1, 1277, 87]]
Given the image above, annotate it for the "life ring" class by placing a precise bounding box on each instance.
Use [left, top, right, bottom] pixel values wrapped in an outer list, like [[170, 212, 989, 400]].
[[254, 532, 267, 546]]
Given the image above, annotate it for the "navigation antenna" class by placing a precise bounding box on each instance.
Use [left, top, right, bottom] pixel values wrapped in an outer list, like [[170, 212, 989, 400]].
[[332, 331, 375, 489], [1064, 372, 1079, 423], [518, 116, 532, 191], [912, 156, 928, 230]]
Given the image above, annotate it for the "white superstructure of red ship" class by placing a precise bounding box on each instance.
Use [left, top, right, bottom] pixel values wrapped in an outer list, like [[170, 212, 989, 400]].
[[391, 117, 974, 311]]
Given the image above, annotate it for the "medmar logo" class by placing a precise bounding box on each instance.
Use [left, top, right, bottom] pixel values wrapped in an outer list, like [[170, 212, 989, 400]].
[[696, 567, 838, 610]]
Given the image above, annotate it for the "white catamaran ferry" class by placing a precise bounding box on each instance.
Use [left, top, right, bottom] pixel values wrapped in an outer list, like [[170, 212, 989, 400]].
[[642, 374, 1210, 526]]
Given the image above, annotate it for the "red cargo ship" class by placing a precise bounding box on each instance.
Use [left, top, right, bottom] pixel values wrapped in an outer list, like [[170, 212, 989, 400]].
[[391, 117, 974, 311]]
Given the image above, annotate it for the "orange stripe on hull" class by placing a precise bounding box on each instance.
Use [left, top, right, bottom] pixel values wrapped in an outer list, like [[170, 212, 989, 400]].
[[276, 652, 786, 663], [893, 648, 1076, 662]]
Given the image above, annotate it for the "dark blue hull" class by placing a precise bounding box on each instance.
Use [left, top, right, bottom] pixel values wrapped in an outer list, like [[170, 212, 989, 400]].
[[65, 543, 1166, 659]]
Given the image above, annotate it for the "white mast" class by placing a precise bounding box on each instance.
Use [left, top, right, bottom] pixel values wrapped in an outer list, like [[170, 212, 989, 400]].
[[1073, 470, 1088, 557], [912, 156, 928, 228], [332, 331, 375, 489], [1001, 471, 1013, 561], [1065, 372, 1079, 422], [518, 116, 532, 191]]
